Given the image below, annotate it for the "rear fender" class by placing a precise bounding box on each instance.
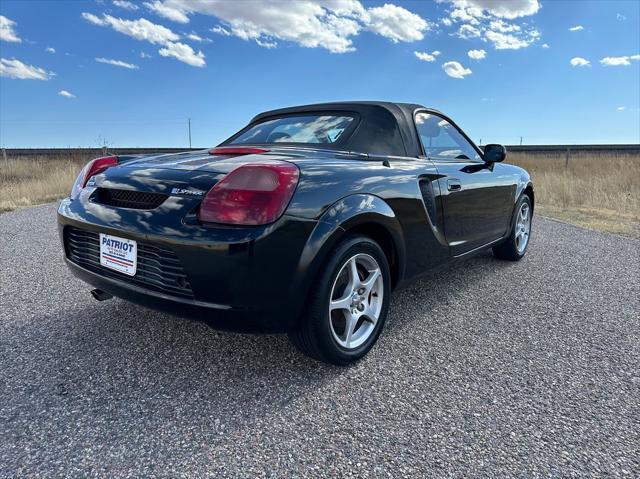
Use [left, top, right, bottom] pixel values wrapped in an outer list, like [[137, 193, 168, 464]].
[[286, 194, 405, 328]]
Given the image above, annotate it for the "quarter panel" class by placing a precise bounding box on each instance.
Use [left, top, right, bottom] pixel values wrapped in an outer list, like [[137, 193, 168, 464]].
[[284, 155, 453, 316]]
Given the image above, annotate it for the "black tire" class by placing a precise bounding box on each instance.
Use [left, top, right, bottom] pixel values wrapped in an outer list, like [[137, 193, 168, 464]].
[[493, 194, 532, 261], [288, 235, 391, 365]]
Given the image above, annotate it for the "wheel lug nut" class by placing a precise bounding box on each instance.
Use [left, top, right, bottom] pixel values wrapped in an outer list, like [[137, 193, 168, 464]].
[[357, 288, 364, 294], [358, 304, 364, 311]]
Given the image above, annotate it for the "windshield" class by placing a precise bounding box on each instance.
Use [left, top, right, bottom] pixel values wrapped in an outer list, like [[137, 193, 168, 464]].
[[229, 114, 356, 145]]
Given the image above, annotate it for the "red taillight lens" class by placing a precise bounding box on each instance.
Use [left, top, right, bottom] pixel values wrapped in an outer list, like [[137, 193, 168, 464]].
[[70, 156, 118, 199], [208, 147, 269, 156], [198, 161, 299, 226]]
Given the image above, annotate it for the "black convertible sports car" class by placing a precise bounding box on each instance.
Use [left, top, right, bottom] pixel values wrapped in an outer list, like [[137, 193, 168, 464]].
[[58, 101, 533, 364]]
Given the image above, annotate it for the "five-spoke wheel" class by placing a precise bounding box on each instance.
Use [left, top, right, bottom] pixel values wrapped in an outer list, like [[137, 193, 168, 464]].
[[515, 202, 531, 254], [288, 236, 391, 365], [329, 253, 384, 350], [493, 194, 533, 261]]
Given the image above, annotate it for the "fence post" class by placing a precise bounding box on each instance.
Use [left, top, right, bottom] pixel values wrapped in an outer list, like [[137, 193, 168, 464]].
[[2, 148, 7, 165], [565, 147, 570, 169]]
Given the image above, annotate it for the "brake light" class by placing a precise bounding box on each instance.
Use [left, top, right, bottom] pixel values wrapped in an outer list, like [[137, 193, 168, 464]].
[[70, 156, 118, 199], [198, 161, 299, 225], [208, 147, 269, 156]]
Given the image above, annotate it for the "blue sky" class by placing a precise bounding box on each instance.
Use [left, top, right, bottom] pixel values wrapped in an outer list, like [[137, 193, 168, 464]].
[[1, 0, 639, 148]]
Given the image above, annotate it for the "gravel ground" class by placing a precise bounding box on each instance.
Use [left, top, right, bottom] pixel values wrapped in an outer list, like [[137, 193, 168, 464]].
[[1, 204, 639, 478]]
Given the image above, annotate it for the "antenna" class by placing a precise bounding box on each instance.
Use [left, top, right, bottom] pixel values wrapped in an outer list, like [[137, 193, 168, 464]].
[[188, 118, 192, 149]]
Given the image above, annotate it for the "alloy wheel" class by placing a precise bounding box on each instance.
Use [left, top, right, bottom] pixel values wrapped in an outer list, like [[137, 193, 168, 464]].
[[515, 202, 531, 253], [328, 253, 384, 350]]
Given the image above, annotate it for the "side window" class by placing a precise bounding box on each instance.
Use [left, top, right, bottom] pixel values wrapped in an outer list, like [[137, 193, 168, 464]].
[[415, 112, 481, 161]]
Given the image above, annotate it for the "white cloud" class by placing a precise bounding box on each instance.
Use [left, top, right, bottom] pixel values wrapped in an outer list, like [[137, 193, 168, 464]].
[[485, 30, 529, 49], [144, 0, 189, 23], [58, 90, 76, 98], [82, 12, 106, 26], [443, 0, 540, 20], [0, 58, 54, 80], [230, 5, 357, 52], [82, 12, 208, 67], [616, 13, 626, 21], [140, 51, 152, 58], [569, 25, 584, 32], [255, 38, 277, 49], [600, 55, 640, 66], [366, 3, 430, 42], [456, 24, 481, 39], [440, 1, 541, 50], [415, 51, 436, 62], [570, 57, 590, 67], [210, 25, 231, 36], [113, 0, 139, 11], [82, 13, 180, 44], [489, 19, 520, 32], [617, 106, 626, 111], [0, 15, 21, 42], [472, 0, 539, 19], [432, 50, 441, 56], [96, 57, 139, 69], [600, 56, 630, 66], [145, 0, 429, 53], [450, 6, 482, 25], [185, 31, 211, 43], [157, 1, 355, 53], [83, 2, 430, 56], [158, 42, 205, 67], [442, 60, 472, 78], [541, 43, 550, 48], [45, 47, 56, 54], [467, 48, 486, 60]]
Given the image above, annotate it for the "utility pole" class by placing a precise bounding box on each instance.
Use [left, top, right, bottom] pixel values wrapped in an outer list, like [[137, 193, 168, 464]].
[[520, 136, 523, 146], [188, 118, 192, 149]]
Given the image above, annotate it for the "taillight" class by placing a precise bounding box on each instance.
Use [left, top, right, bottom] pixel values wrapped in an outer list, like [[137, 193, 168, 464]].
[[70, 156, 118, 199], [198, 161, 299, 226], [208, 147, 269, 156]]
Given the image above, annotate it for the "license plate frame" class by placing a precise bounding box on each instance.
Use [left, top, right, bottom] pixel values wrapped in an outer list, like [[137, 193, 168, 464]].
[[99, 233, 137, 276]]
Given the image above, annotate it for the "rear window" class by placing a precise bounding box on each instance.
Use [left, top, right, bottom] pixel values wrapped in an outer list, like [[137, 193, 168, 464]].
[[229, 114, 356, 145]]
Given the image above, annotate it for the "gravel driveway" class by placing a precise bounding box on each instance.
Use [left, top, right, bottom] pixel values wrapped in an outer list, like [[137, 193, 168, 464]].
[[1, 203, 638, 478]]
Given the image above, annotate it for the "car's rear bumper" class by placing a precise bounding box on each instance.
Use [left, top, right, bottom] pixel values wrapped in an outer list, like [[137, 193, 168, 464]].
[[57, 196, 318, 333], [64, 258, 290, 332]]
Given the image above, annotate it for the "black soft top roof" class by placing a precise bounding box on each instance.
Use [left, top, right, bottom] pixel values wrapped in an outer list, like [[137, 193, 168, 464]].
[[243, 101, 438, 157]]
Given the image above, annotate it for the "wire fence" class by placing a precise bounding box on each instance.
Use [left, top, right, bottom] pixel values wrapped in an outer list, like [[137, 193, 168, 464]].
[[2, 144, 639, 165]]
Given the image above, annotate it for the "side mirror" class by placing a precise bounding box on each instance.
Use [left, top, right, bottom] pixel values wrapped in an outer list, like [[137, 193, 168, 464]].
[[483, 144, 506, 163]]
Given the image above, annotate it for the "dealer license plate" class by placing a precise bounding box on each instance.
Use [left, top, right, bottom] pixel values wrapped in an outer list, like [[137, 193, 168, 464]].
[[99, 233, 137, 276]]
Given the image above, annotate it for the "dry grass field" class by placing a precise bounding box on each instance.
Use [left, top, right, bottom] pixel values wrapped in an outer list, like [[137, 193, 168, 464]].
[[1, 150, 639, 237], [0, 155, 89, 212], [507, 151, 640, 238]]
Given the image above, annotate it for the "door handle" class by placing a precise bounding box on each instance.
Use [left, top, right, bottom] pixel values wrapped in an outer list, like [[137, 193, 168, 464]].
[[447, 179, 462, 192]]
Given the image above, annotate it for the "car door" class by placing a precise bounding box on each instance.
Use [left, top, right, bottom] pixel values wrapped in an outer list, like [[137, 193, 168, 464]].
[[414, 111, 515, 256]]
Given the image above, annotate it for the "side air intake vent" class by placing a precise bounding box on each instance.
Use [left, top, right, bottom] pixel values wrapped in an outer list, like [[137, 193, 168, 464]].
[[419, 178, 438, 225]]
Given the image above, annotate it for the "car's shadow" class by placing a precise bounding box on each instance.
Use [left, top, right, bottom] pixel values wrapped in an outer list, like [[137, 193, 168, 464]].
[[9, 249, 519, 435]]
